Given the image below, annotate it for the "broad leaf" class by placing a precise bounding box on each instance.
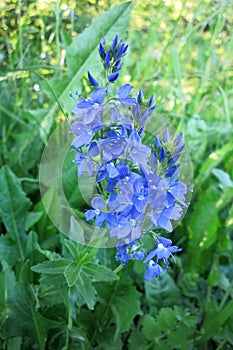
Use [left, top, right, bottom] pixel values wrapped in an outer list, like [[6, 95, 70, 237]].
[[0, 166, 31, 259], [64, 261, 81, 287], [145, 273, 180, 308], [83, 262, 118, 282], [111, 284, 142, 339], [4, 283, 52, 350], [31, 259, 70, 275]]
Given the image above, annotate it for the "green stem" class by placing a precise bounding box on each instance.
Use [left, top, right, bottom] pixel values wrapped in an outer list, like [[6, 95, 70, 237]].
[[17, 0, 23, 69], [113, 264, 124, 274], [55, 0, 61, 70], [67, 287, 73, 330]]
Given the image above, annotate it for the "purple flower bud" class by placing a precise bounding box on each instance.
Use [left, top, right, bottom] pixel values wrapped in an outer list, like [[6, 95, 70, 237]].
[[122, 44, 128, 54], [115, 44, 124, 59], [137, 89, 144, 104], [149, 94, 154, 106], [111, 34, 118, 51], [99, 42, 106, 59], [159, 146, 166, 161], [163, 128, 169, 142], [105, 50, 111, 68], [113, 59, 123, 72], [87, 71, 98, 87], [154, 136, 160, 148], [108, 72, 119, 82]]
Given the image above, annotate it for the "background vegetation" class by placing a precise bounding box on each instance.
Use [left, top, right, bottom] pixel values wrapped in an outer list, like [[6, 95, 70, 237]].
[[0, 0, 233, 349]]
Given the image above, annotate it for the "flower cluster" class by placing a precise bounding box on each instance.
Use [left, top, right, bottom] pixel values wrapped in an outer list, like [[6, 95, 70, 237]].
[[70, 35, 191, 281]]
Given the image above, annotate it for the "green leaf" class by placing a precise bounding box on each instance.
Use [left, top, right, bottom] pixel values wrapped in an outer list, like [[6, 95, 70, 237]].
[[31, 259, 70, 275], [145, 274, 180, 308], [0, 235, 20, 266], [201, 299, 233, 342], [34, 187, 59, 241], [157, 307, 177, 329], [128, 328, 148, 350], [195, 141, 233, 190], [25, 211, 43, 231], [64, 261, 81, 287], [38, 274, 67, 307], [83, 262, 119, 282], [212, 168, 233, 188], [142, 314, 160, 341], [77, 271, 97, 310], [64, 239, 80, 261], [111, 284, 142, 339], [0, 262, 16, 326], [0, 166, 31, 259], [187, 187, 219, 271], [4, 283, 52, 350]]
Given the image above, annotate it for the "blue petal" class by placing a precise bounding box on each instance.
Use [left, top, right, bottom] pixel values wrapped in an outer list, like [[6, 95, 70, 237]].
[[85, 210, 95, 221], [90, 88, 105, 104], [91, 195, 105, 210], [77, 100, 93, 109], [118, 84, 134, 99], [120, 97, 136, 106], [71, 131, 94, 149], [144, 249, 157, 263]]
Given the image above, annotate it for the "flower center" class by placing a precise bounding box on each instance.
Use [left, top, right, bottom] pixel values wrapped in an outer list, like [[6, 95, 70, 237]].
[[93, 102, 99, 109], [130, 219, 136, 227]]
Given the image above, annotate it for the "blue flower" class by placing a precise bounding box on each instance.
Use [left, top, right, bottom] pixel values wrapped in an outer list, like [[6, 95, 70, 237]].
[[115, 242, 132, 264], [144, 236, 182, 266], [98, 137, 126, 162], [145, 261, 163, 281], [85, 195, 106, 227], [110, 215, 142, 243], [76, 88, 105, 109]]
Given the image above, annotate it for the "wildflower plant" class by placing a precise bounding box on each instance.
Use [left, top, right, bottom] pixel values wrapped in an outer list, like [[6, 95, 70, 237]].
[[69, 35, 193, 281]]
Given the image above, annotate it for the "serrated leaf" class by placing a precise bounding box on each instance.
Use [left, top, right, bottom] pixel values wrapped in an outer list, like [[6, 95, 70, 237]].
[[0, 262, 16, 322], [0, 235, 20, 266], [38, 274, 67, 307], [64, 239, 80, 260], [157, 308, 177, 329], [64, 261, 81, 287], [145, 273, 180, 308], [0, 166, 31, 259], [128, 328, 148, 350], [4, 283, 52, 350], [77, 271, 97, 310], [142, 314, 160, 341], [83, 262, 118, 282], [31, 259, 70, 275], [111, 284, 142, 339]]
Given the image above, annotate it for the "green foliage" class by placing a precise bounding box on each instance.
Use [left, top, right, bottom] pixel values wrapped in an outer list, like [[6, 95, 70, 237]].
[[0, 0, 233, 349]]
